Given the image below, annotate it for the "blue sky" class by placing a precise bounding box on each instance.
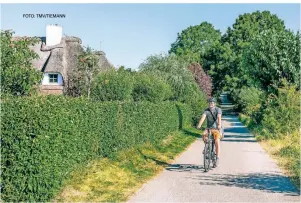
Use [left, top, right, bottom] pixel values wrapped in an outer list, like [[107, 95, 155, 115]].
[[1, 3, 300, 69]]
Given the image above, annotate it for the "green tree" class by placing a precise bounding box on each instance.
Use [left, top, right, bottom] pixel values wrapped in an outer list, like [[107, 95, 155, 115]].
[[118, 65, 134, 73], [69, 46, 100, 98], [0, 30, 42, 97], [201, 41, 235, 95], [139, 54, 207, 125], [223, 10, 286, 52], [169, 22, 221, 64], [139, 54, 197, 101], [241, 30, 300, 91], [220, 10, 287, 91]]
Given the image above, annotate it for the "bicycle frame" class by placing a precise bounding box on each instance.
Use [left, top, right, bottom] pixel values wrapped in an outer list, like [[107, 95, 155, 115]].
[[203, 128, 217, 172]]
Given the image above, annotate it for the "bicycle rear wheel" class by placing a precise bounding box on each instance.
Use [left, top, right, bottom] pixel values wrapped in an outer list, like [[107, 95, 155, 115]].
[[203, 141, 211, 172]]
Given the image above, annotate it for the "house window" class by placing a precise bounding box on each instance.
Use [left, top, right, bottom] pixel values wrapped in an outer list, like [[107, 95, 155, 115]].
[[49, 74, 58, 83]]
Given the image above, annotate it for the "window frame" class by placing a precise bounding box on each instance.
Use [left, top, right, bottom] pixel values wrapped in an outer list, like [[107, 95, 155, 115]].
[[49, 73, 59, 84]]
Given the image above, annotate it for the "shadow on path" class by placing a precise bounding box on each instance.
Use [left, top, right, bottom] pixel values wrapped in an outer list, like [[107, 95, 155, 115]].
[[188, 173, 300, 196], [165, 164, 203, 172]]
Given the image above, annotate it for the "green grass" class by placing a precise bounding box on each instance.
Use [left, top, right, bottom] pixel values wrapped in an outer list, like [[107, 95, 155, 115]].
[[54, 127, 200, 202], [239, 114, 300, 190]]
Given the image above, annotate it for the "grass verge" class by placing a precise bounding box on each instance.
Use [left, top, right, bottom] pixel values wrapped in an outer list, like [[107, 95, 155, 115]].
[[54, 127, 200, 202], [239, 114, 300, 190]]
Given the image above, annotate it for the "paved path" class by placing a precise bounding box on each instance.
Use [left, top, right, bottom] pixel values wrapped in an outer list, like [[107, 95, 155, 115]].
[[128, 93, 300, 202]]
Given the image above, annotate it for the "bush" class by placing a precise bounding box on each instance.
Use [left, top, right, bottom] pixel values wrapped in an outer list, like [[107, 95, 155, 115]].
[[1, 96, 192, 201], [187, 63, 212, 98], [139, 54, 208, 123], [91, 69, 134, 101], [1, 30, 42, 97], [187, 88, 208, 126], [139, 54, 198, 101], [236, 86, 265, 115], [66, 46, 99, 98], [261, 82, 300, 138], [132, 73, 173, 102]]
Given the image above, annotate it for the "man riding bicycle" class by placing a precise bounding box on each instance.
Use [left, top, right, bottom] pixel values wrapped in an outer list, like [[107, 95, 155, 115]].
[[197, 97, 223, 167]]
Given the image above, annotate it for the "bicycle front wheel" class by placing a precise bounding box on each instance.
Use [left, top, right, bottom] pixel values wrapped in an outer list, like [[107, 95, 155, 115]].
[[203, 141, 211, 172]]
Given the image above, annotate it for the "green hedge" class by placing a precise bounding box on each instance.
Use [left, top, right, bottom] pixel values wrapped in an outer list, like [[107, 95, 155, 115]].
[[1, 96, 192, 202], [91, 70, 134, 101], [261, 83, 300, 138]]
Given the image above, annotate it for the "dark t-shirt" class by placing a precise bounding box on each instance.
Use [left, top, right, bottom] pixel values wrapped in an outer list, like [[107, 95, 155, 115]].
[[203, 107, 222, 128]]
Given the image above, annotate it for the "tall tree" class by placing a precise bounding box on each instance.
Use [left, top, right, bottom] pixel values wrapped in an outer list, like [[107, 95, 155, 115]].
[[220, 10, 287, 91], [201, 41, 235, 95], [241, 29, 300, 91], [139, 53, 208, 125], [68, 46, 100, 98], [187, 63, 212, 98], [1, 30, 42, 97], [169, 22, 221, 64]]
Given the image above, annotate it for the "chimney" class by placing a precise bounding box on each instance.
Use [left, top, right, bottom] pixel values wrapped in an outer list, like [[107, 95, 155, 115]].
[[46, 24, 62, 46]]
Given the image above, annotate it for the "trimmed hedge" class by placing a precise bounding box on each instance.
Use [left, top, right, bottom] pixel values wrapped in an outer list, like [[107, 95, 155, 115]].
[[1, 96, 192, 201], [91, 70, 134, 101]]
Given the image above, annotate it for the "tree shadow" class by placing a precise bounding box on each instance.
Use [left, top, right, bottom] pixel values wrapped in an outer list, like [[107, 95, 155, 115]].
[[175, 104, 183, 130], [137, 147, 205, 173], [224, 127, 250, 134], [221, 139, 257, 143], [223, 135, 254, 139], [230, 122, 245, 127], [222, 133, 257, 142], [188, 173, 300, 196], [165, 164, 203, 172], [136, 149, 169, 167], [181, 129, 201, 138]]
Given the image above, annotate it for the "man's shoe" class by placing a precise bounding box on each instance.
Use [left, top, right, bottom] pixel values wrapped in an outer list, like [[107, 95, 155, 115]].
[[215, 157, 220, 167]]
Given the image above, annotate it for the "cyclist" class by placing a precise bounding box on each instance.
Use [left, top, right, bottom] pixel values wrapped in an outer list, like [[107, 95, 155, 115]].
[[197, 97, 223, 167]]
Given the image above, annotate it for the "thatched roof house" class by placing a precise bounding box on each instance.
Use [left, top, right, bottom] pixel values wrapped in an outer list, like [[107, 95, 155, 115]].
[[15, 24, 114, 95]]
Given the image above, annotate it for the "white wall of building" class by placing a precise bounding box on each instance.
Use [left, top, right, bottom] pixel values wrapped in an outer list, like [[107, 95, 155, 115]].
[[46, 24, 62, 46], [42, 73, 63, 85]]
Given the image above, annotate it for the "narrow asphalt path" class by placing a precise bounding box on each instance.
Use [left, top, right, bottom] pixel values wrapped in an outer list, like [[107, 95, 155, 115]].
[[128, 93, 300, 202]]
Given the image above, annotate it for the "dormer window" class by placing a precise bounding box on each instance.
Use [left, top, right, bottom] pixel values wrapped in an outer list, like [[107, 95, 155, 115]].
[[49, 74, 58, 83], [42, 73, 63, 85]]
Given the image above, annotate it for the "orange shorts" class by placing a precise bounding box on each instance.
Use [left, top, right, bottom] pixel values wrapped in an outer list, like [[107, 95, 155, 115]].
[[202, 129, 221, 141]]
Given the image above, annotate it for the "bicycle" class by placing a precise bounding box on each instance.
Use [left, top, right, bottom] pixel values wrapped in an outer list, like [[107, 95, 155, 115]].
[[203, 128, 217, 172]]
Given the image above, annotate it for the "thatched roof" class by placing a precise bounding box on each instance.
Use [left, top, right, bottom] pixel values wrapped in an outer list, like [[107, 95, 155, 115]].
[[93, 51, 114, 71], [27, 37, 74, 85], [13, 34, 114, 94], [24, 36, 113, 85]]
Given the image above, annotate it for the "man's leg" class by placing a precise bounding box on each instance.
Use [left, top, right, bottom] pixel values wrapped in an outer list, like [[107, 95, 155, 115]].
[[215, 138, 220, 158], [211, 130, 221, 157], [211, 129, 221, 167]]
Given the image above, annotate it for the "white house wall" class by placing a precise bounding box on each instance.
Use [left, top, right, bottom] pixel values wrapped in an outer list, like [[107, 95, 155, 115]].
[[42, 73, 63, 85]]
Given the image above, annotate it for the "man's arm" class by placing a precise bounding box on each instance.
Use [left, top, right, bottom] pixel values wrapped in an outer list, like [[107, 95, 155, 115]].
[[217, 107, 222, 130], [197, 113, 206, 129], [217, 114, 222, 129]]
